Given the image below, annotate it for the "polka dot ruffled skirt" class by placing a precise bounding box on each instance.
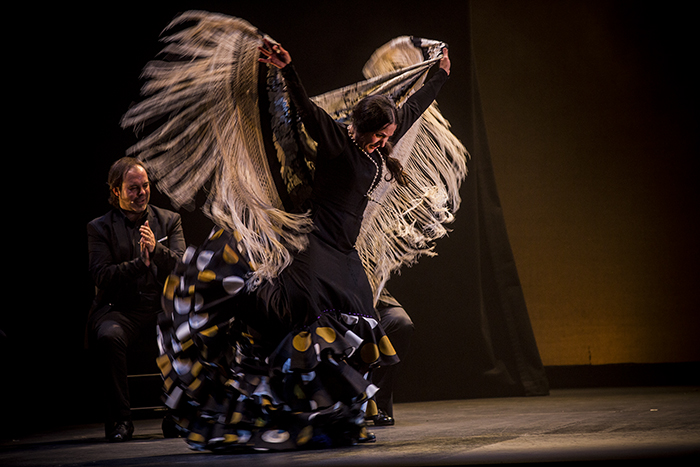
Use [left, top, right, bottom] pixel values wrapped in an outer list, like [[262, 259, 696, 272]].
[[156, 228, 398, 451]]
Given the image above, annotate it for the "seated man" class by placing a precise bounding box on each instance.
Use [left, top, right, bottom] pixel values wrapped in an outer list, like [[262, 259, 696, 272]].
[[87, 157, 186, 441]]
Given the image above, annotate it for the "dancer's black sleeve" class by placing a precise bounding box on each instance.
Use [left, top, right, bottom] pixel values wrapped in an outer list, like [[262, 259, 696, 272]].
[[280, 63, 449, 154], [280, 63, 349, 159], [392, 68, 449, 142]]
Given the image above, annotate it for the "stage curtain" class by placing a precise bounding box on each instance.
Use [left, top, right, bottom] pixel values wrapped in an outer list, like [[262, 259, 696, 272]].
[[392, 5, 549, 400], [459, 43, 550, 397]]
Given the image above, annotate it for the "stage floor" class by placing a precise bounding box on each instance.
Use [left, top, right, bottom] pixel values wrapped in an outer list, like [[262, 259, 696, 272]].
[[2, 387, 699, 466]]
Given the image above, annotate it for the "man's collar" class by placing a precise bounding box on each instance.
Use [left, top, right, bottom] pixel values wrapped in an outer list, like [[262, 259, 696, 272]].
[[117, 205, 150, 224]]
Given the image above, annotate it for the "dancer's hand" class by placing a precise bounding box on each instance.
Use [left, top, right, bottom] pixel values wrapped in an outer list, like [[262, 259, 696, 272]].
[[439, 47, 451, 75], [258, 38, 291, 69]]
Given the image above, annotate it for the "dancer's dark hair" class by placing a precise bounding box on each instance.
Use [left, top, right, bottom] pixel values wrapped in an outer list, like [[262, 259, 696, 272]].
[[352, 95, 408, 186]]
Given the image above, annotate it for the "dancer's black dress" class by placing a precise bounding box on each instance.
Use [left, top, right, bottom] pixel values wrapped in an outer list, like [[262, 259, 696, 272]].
[[156, 62, 449, 451]]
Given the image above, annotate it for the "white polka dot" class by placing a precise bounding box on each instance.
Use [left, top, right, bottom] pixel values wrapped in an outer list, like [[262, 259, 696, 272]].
[[156, 328, 165, 354], [222, 276, 245, 295], [174, 296, 191, 315], [344, 330, 363, 349], [182, 246, 197, 265], [196, 250, 214, 271], [362, 317, 379, 329], [173, 358, 192, 375], [189, 313, 209, 329], [340, 314, 359, 325], [261, 430, 290, 444], [193, 293, 204, 313], [175, 322, 191, 341]]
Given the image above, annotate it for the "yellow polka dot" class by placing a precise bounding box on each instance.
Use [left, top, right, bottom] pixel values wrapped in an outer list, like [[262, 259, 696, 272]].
[[294, 385, 306, 399], [293, 331, 312, 352], [198, 270, 216, 282], [361, 342, 379, 363], [210, 229, 224, 240], [297, 425, 313, 446], [188, 432, 205, 443], [223, 244, 239, 264], [200, 326, 219, 337], [191, 361, 203, 377], [224, 433, 239, 444], [188, 377, 202, 391], [163, 275, 178, 300], [379, 335, 397, 356], [242, 332, 255, 344], [365, 399, 378, 417], [156, 354, 171, 376], [233, 230, 243, 243], [230, 412, 242, 424], [315, 327, 336, 343]]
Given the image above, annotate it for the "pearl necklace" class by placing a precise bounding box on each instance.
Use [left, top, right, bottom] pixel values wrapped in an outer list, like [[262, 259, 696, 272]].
[[348, 127, 381, 201]]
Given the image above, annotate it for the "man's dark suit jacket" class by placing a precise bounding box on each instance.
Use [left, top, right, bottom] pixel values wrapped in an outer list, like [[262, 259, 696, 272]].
[[87, 205, 186, 322]]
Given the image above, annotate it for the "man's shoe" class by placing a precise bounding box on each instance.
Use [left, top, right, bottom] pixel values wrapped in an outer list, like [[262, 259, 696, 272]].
[[107, 420, 134, 442], [368, 409, 395, 426]]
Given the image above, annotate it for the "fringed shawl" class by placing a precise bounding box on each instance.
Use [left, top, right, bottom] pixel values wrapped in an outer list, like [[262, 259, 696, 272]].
[[121, 11, 469, 300]]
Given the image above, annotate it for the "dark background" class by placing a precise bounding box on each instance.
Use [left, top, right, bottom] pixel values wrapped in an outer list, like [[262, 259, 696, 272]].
[[5, 0, 697, 436]]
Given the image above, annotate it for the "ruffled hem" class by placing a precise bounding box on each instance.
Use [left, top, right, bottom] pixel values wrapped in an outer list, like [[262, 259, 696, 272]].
[[156, 228, 397, 451]]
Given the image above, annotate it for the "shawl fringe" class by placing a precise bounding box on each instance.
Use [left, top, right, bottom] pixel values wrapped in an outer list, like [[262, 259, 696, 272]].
[[121, 11, 469, 297]]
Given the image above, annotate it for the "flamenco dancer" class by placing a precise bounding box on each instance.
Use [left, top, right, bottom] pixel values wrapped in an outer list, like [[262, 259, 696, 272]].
[[121, 11, 467, 452]]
